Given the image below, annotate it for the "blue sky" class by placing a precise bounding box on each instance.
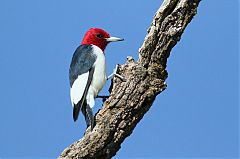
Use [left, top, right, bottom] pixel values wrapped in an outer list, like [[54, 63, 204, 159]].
[[0, 0, 238, 158]]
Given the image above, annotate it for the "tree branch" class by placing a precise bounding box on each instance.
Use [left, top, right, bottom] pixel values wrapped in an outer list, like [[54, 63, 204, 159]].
[[59, 0, 201, 158]]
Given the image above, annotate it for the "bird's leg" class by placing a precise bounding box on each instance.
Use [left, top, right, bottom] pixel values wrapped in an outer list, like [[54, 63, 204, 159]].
[[97, 65, 126, 103], [107, 64, 126, 81], [96, 95, 109, 102]]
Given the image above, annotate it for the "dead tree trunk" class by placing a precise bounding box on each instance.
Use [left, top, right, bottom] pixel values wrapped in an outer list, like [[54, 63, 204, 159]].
[[59, 0, 201, 158]]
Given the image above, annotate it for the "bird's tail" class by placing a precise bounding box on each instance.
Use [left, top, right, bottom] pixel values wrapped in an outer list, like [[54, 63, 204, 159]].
[[73, 102, 82, 122], [81, 103, 95, 130]]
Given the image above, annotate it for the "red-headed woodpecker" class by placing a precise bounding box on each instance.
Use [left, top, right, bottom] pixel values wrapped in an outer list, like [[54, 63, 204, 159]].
[[69, 28, 123, 129]]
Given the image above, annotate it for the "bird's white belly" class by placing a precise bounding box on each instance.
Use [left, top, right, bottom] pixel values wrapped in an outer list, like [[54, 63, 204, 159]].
[[90, 65, 106, 97], [89, 45, 107, 97]]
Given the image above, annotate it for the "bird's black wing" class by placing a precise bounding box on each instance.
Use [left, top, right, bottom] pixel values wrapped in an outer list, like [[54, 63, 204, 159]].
[[69, 45, 96, 87], [69, 44, 96, 121]]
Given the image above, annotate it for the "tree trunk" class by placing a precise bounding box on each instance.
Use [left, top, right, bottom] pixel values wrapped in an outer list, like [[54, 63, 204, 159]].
[[59, 0, 201, 158]]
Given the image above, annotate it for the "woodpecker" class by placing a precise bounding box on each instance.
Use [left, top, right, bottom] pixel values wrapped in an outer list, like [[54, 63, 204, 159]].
[[69, 28, 123, 129]]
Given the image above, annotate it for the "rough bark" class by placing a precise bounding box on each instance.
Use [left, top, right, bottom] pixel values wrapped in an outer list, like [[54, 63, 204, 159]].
[[59, 0, 201, 158]]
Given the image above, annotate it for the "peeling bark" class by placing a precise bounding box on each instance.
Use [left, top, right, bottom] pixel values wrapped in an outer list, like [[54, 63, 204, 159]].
[[59, 0, 201, 158]]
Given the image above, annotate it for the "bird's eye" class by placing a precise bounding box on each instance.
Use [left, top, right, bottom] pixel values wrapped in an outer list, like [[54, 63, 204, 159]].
[[96, 34, 103, 39]]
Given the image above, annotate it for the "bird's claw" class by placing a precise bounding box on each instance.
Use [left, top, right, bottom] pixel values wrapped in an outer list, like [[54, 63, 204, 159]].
[[107, 64, 126, 81], [113, 73, 126, 82], [96, 95, 109, 102]]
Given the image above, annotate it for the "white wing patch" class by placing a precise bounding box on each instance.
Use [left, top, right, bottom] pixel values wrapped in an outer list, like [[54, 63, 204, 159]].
[[70, 72, 89, 106]]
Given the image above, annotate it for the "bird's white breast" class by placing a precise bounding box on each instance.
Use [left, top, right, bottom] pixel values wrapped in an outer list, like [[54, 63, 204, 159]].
[[89, 45, 107, 97]]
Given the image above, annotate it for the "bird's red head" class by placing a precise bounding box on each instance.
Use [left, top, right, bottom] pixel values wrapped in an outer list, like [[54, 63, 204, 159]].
[[81, 28, 123, 51]]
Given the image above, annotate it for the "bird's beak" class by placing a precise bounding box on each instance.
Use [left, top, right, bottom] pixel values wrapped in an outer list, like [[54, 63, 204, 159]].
[[106, 37, 124, 42]]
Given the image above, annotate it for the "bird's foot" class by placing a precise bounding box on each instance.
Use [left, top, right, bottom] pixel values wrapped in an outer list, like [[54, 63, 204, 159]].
[[107, 64, 126, 81], [96, 95, 109, 102]]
